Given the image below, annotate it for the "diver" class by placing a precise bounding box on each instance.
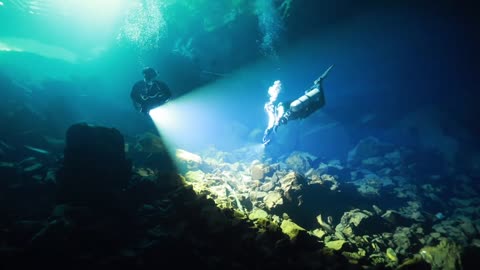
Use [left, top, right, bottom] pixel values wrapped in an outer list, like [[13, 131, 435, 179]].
[[262, 65, 334, 145], [131, 67, 172, 115]]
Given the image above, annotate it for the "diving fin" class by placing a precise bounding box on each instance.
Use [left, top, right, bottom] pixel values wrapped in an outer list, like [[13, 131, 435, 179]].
[[314, 64, 334, 85]]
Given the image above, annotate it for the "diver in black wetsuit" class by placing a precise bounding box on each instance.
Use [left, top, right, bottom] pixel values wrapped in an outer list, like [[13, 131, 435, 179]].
[[131, 67, 172, 115], [262, 65, 334, 145]]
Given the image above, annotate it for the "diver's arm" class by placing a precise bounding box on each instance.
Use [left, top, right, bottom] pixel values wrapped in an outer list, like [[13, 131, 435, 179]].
[[275, 103, 285, 126], [131, 82, 146, 112], [153, 80, 172, 101], [264, 102, 276, 130], [263, 102, 277, 144]]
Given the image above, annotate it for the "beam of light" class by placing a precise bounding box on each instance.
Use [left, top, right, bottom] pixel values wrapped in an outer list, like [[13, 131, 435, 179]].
[[6, 0, 131, 21], [9, 0, 137, 43], [147, 64, 278, 162], [148, 37, 348, 162], [150, 95, 268, 167], [55, 0, 128, 27], [0, 38, 77, 62], [0, 42, 22, 52], [148, 92, 234, 152]]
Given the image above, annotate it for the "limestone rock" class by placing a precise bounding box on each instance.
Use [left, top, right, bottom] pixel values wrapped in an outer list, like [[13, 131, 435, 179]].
[[312, 228, 327, 239], [279, 171, 304, 201], [335, 209, 373, 237], [381, 210, 413, 227], [249, 208, 269, 221], [325, 239, 346, 251], [250, 163, 265, 181], [263, 191, 283, 210], [347, 136, 393, 167], [176, 149, 203, 171], [386, 247, 398, 262], [280, 219, 305, 240], [420, 239, 462, 270], [259, 181, 275, 192], [185, 170, 206, 182], [285, 151, 316, 173]]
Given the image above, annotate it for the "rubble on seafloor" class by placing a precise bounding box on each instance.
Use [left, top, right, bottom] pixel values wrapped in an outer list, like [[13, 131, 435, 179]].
[[0, 127, 479, 269], [173, 136, 480, 269]]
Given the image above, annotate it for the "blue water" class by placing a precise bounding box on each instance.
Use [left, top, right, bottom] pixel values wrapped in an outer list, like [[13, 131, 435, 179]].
[[1, 1, 479, 269], [1, 1, 477, 161]]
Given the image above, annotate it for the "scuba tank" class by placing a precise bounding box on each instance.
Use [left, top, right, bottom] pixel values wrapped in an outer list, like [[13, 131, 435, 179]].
[[289, 65, 333, 115]]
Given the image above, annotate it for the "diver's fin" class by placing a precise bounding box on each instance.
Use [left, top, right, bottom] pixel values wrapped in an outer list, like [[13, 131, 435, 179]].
[[314, 64, 334, 85]]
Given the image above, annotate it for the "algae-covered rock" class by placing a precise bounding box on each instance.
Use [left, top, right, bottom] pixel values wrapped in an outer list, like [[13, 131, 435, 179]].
[[385, 150, 404, 165], [459, 220, 477, 238], [342, 248, 366, 263], [393, 227, 414, 255], [382, 210, 413, 226], [285, 151, 316, 173], [316, 214, 334, 233], [420, 239, 462, 270], [263, 191, 283, 210], [325, 239, 346, 251], [347, 136, 393, 166], [335, 209, 377, 236], [184, 170, 205, 182], [362, 156, 388, 170], [249, 208, 269, 221], [369, 253, 387, 265], [259, 181, 275, 192], [279, 171, 305, 201], [320, 174, 340, 190], [311, 228, 327, 239], [386, 247, 398, 262], [250, 163, 265, 181], [397, 255, 430, 270], [176, 149, 203, 171], [280, 219, 305, 240]]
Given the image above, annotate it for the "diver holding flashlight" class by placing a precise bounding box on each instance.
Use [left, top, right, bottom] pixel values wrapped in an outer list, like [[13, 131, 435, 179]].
[[131, 67, 172, 115]]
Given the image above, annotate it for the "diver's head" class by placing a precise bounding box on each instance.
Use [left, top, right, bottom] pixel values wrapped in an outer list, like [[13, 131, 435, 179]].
[[142, 67, 158, 82]]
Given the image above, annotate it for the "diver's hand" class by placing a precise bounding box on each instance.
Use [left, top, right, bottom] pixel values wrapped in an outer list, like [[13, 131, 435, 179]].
[[263, 128, 273, 144]]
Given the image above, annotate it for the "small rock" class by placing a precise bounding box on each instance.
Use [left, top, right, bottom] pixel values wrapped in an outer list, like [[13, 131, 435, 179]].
[[460, 220, 477, 237], [325, 240, 346, 251], [259, 181, 275, 192], [372, 205, 383, 215], [249, 209, 269, 221], [386, 247, 398, 262], [184, 170, 205, 182], [250, 164, 265, 181], [280, 219, 305, 240], [311, 228, 326, 239], [263, 191, 283, 210]]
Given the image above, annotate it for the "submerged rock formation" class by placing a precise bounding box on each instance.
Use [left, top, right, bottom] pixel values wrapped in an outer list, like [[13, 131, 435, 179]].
[[1, 122, 479, 270]]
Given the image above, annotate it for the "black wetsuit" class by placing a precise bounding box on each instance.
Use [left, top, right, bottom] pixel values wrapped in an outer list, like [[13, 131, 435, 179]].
[[131, 80, 172, 114]]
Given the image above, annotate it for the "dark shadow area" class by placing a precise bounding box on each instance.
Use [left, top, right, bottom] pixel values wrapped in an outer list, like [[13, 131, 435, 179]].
[[1, 123, 363, 270]]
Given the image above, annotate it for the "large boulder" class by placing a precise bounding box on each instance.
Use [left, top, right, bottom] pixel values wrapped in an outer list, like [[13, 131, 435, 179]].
[[347, 137, 393, 167], [56, 123, 131, 206], [285, 151, 316, 173]]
